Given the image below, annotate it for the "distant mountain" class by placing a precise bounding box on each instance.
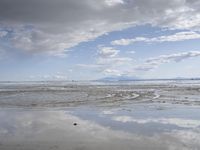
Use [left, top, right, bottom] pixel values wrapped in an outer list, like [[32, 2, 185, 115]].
[[97, 76, 200, 82], [98, 76, 139, 81], [173, 77, 189, 80]]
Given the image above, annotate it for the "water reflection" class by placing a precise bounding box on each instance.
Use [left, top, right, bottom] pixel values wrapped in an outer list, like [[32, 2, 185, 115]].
[[1, 81, 200, 149], [0, 104, 199, 150]]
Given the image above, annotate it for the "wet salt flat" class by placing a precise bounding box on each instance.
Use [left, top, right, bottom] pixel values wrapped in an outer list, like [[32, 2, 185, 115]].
[[0, 80, 200, 150]]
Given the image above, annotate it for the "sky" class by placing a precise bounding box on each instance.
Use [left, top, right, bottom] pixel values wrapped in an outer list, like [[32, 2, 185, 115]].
[[0, 0, 200, 81]]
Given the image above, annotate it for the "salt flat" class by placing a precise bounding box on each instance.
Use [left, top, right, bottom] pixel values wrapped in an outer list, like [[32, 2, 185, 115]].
[[0, 80, 199, 150]]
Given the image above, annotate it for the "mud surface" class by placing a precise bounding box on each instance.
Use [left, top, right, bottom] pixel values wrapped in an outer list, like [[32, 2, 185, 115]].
[[0, 80, 200, 108], [0, 80, 200, 150]]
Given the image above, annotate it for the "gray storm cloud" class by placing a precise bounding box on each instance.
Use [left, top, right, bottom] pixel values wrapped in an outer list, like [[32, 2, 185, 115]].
[[0, 0, 200, 56]]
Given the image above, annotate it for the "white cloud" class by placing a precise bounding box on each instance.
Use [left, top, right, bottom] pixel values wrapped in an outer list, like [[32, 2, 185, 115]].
[[102, 110, 115, 115], [98, 46, 119, 58], [0, 30, 7, 38], [169, 130, 200, 147], [78, 50, 200, 77], [105, 0, 124, 6], [97, 57, 132, 66], [156, 31, 200, 42], [29, 72, 68, 80], [99, 50, 200, 76], [0, 109, 199, 150], [112, 37, 148, 46], [78, 46, 134, 76], [147, 51, 200, 63], [102, 69, 123, 76], [111, 31, 200, 46], [1, 0, 200, 56], [135, 51, 200, 71], [96, 46, 133, 75], [10, 26, 103, 57], [113, 116, 200, 128]]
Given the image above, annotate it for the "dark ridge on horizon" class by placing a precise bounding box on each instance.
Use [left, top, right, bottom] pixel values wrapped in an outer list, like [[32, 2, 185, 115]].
[[96, 76, 200, 82]]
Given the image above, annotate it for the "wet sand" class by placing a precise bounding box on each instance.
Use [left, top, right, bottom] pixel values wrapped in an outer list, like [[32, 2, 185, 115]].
[[0, 80, 200, 149]]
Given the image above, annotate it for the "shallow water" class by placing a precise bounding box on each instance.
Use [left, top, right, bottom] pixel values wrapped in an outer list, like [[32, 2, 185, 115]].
[[0, 80, 200, 150]]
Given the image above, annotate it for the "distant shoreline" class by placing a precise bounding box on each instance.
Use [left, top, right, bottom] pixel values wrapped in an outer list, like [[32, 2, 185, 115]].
[[1, 78, 200, 83]]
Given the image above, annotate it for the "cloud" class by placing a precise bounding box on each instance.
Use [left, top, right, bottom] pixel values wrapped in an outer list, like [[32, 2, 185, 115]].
[[101, 110, 115, 115], [100, 50, 200, 75], [1, 0, 200, 56], [1, 109, 199, 150], [96, 46, 133, 75], [29, 72, 68, 80], [78, 46, 133, 76], [78, 50, 200, 76], [104, 0, 124, 6], [97, 57, 132, 66], [112, 37, 148, 46], [102, 68, 123, 76], [135, 51, 200, 71], [0, 30, 7, 38], [98, 46, 119, 58], [11, 28, 70, 57], [97, 46, 132, 67], [111, 31, 200, 46], [112, 116, 200, 128], [146, 51, 200, 63]]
